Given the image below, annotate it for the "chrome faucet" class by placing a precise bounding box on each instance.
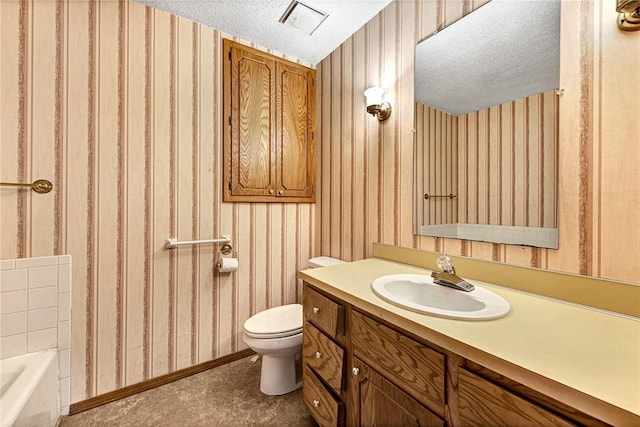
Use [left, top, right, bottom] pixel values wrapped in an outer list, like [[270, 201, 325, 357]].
[[431, 254, 475, 292]]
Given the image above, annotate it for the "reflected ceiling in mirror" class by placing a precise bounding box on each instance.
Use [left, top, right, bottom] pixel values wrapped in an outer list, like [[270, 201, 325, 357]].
[[415, 0, 560, 116]]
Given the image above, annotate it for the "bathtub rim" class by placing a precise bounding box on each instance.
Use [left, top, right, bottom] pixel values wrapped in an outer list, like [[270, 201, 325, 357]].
[[0, 349, 58, 427]]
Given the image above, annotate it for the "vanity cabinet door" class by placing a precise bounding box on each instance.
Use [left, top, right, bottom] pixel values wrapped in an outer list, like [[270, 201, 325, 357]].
[[459, 368, 577, 427], [350, 357, 444, 427], [350, 310, 446, 417]]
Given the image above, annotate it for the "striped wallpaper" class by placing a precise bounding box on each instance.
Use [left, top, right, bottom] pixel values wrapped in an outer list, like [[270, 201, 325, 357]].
[[0, 0, 313, 402], [1, 0, 638, 406], [415, 102, 458, 226], [415, 89, 558, 228], [315, 0, 639, 281]]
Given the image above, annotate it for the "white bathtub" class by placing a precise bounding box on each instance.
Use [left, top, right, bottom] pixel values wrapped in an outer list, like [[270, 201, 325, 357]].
[[0, 350, 59, 427]]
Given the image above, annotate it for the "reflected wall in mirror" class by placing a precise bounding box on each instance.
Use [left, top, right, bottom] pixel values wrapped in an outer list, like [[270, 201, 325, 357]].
[[414, 0, 561, 249]]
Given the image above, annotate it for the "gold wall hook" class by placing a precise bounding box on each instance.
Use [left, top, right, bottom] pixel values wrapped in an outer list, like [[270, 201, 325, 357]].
[[0, 179, 53, 193]]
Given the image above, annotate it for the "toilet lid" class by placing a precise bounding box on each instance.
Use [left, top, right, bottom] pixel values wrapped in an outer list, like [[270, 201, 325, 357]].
[[243, 304, 303, 338]]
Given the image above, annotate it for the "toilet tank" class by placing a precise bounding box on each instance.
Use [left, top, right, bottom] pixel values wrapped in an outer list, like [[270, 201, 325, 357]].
[[308, 256, 346, 268]]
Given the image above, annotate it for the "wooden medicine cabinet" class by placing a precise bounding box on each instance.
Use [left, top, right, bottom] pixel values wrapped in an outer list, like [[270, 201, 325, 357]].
[[223, 39, 316, 203]]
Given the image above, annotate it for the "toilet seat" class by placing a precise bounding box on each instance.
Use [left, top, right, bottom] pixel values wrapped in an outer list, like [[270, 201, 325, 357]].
[[243, 304, 302, 339], [244, 327, 302, 339]]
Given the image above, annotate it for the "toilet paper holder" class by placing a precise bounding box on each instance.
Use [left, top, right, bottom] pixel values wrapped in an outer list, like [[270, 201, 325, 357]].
[[216, 243, 238, 271]]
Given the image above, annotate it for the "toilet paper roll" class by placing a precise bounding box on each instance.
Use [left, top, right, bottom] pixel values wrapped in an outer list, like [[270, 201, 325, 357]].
[[216, 256, 238, 273]]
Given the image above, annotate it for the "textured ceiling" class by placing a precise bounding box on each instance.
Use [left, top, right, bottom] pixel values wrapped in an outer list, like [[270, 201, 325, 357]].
[[135, 0, 392, 65], [415, 0, 560, 116]]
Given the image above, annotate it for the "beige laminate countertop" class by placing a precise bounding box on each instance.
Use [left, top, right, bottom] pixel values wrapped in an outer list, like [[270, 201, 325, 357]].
[[298, 258, 640, 426]]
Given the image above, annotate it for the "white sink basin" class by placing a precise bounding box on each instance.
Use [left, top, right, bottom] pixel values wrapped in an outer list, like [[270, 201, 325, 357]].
[[371, 274, 511, 320]]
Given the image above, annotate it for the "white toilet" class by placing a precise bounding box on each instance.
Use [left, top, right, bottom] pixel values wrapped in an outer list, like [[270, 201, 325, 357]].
[[242, 256, 346, 395]]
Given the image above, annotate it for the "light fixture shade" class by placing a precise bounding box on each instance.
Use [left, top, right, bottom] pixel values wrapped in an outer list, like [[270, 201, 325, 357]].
[[364, 86, 384, 107], [364, 86, 391, 121]]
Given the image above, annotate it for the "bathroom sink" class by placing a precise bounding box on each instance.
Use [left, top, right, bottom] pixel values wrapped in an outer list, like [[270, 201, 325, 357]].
[[371, 274, 511, 320]]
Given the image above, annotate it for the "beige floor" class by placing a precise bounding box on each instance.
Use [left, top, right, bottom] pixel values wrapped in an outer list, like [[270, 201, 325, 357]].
[[60, 356, 316, 426]]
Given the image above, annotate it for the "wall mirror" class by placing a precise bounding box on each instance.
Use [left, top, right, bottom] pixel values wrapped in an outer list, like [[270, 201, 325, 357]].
[[413, 0, 561, 249]]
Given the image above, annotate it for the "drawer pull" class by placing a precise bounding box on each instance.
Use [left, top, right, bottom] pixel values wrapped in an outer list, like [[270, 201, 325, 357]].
[[315, 351, 322, 359], [313, 399, 320, 407], [352, 367, 360, 376], [313, 306, 320, 314]]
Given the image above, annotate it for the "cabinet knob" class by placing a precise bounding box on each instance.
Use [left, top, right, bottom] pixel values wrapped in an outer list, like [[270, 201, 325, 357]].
[[352, 367, 360, 376], [313, 399, 320, 407], [269, 189, 274, 194], [278, 189, 284, 195], [315, 351, 322, 359], [313, 307, 320, 314]]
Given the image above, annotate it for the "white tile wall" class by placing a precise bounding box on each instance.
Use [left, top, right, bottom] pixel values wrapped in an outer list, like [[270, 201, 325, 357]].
[[0, 333, 27, 358], [1, 312, 27, 336], [15, 256, 59, 269], [29, 286, 58, 310], [0, 259, 16, 270], [28, 307, 58, 331], [420, 224, 558, 248], [28, 327, 58, 352], [58, 320, 70, 349], [0, 268, 28, 292], [1, 290, 28, 314], [0, 255, 72, 416], [28, 265, 59, 289]]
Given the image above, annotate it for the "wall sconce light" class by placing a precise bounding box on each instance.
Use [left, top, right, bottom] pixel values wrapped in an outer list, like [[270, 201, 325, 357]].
[[364, 87, 392, 121], [617, 0, 640, 31]]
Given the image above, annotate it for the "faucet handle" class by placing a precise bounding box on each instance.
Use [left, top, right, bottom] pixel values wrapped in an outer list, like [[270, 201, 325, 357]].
[[436, 254, 455, 274]]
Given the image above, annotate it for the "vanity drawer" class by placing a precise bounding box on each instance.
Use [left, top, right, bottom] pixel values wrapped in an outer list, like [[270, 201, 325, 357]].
[[303, 286, 344, 339], [303, 322, 344, 393], [459, 368, 576, 426], [303, 365, 343, 427], [350, 310, 446, 416]]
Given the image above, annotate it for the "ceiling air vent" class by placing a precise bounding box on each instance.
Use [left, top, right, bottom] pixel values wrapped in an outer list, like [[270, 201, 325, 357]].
[[279, 0, 329, 36]]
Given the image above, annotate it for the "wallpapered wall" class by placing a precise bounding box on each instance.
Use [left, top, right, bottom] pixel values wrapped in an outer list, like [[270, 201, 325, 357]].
[[315, 0, 639, 282], [0, 0, 313, 402], [1, 0, 638, 405]]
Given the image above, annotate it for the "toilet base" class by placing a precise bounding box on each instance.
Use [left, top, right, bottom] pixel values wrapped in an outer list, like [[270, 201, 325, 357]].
[[259, 354, 302, 395]]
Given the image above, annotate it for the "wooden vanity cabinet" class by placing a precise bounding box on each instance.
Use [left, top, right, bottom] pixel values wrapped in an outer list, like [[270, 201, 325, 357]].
[[350, 310, 446, 417], [301, 282, 603, 427], [302, 286, 346, 426], [350, 356, 444, 427], [458, 368, 577, 427], [223, 39, 316, 203]]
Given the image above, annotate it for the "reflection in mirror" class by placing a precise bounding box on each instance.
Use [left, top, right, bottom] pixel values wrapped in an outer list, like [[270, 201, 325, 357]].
[[414, 0, 561, 249]]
